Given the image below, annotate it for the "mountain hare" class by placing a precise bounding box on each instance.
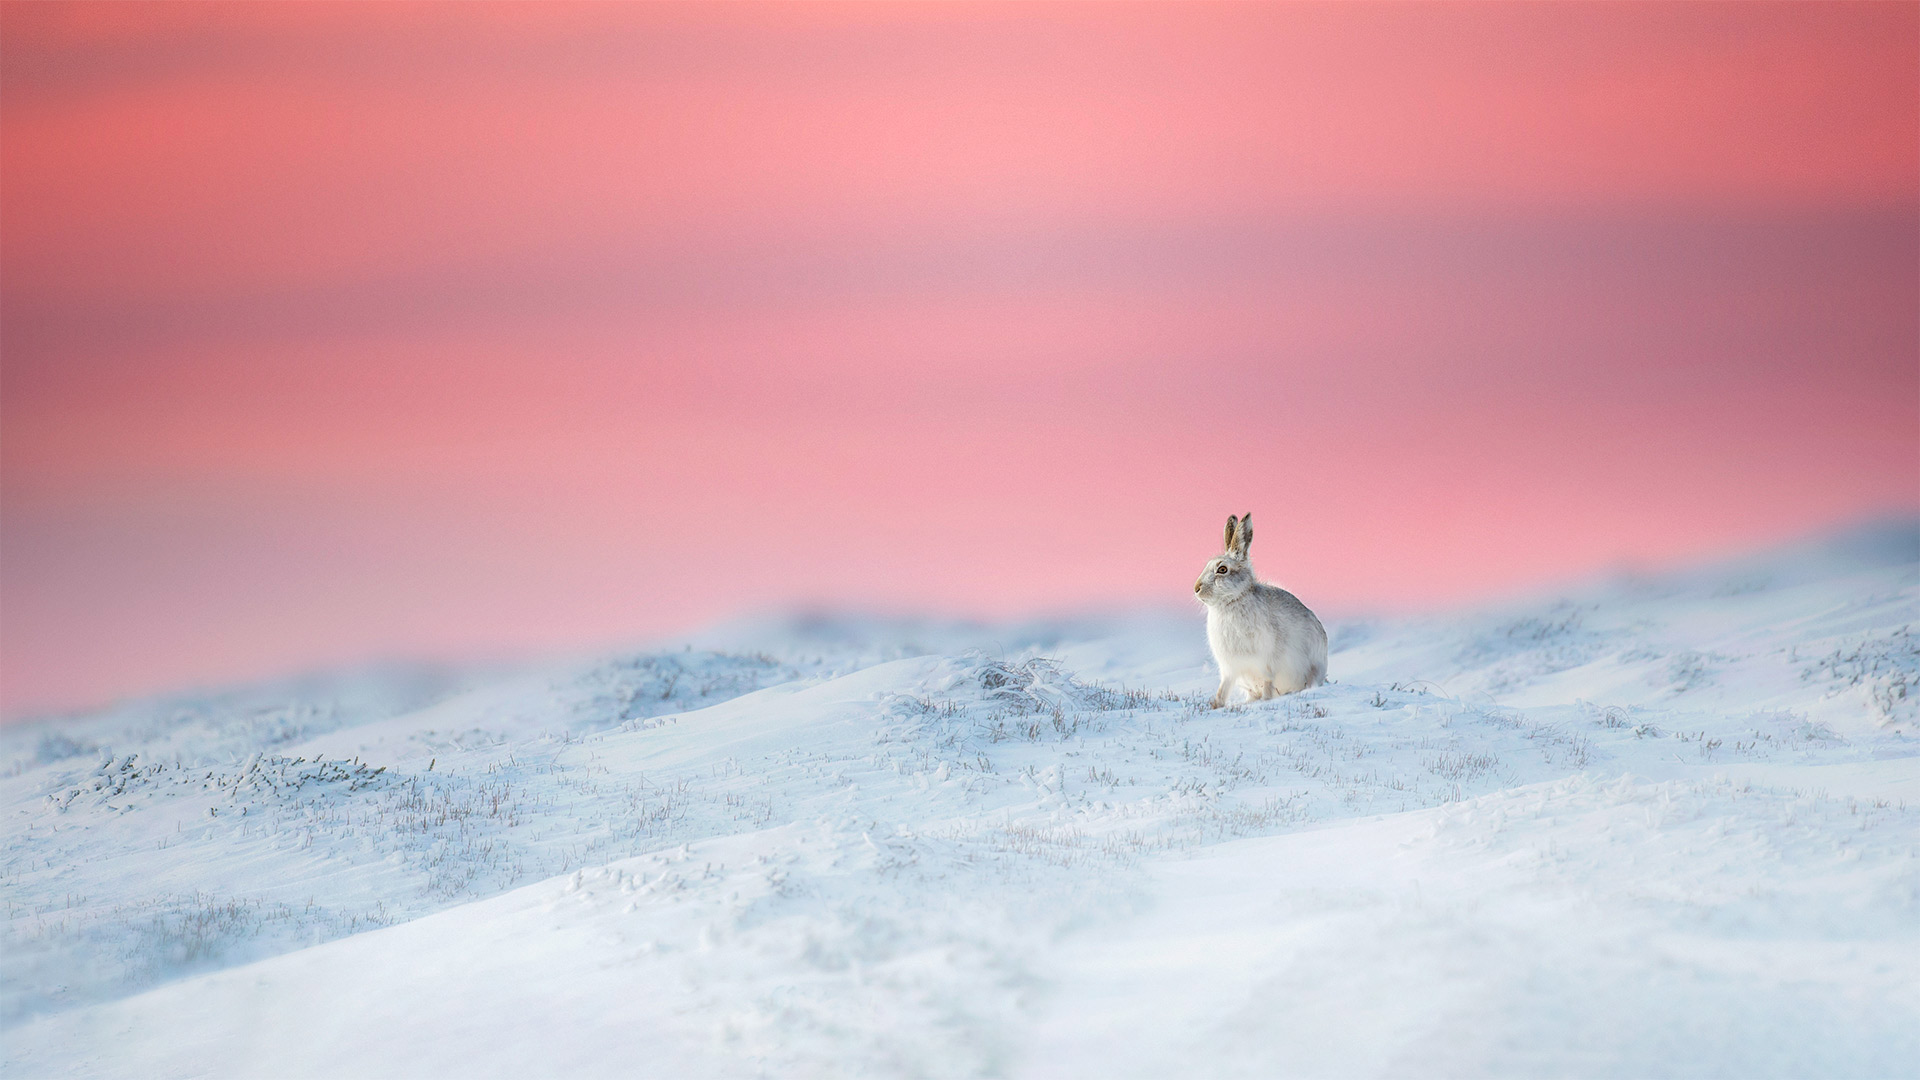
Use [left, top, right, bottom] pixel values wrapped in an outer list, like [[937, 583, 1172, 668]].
[[1194, 513, 1327, 707]]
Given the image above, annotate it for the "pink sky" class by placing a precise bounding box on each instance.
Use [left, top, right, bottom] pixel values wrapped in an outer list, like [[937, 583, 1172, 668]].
[[3, 2, 1916, 717]]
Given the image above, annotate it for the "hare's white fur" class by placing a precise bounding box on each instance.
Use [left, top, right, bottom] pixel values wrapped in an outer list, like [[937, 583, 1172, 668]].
[[1194, 513, 1327, 708]]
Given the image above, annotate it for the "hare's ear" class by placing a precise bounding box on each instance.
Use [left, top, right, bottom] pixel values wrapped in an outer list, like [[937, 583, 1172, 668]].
[[1232, 513, 1253, 557], [1223, 515, 1240, 554]]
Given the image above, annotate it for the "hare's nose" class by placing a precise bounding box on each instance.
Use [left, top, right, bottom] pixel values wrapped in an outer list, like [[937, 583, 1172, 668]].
[[1193, 580, 1203, 594]]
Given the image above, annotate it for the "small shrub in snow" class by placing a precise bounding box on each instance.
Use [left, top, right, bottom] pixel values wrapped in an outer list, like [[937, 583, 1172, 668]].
[[1802, 626, 1917, 727]]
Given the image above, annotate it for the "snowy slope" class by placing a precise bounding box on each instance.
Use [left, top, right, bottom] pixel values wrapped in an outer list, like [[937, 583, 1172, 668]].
[[3, 521, 1916, 1078]]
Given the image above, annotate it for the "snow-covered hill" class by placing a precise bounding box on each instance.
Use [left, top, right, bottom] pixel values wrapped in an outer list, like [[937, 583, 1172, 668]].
[[4, 521, 1917, 1078]]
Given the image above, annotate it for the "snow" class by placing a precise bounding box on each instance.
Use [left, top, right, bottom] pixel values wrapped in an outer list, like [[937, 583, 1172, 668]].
[[3, 520, 1916, 1078]]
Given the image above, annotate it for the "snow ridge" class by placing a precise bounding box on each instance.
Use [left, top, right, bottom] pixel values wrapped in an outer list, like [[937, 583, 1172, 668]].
[[3, 522, 1917, 1078]]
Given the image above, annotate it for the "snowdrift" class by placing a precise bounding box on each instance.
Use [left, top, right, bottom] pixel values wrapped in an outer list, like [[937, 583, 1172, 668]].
[[4, 521, 1916, 1078]]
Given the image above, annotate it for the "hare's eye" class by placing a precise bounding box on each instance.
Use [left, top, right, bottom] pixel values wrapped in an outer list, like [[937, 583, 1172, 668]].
[[1215, 565, 1228, 575]]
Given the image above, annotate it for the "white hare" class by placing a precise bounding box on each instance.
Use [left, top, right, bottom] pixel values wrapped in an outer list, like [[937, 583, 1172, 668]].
[[1193, 513, 1327, 707]]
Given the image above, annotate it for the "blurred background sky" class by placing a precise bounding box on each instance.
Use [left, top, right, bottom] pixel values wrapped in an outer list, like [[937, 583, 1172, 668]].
[[2, 1, 1915, 718]]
